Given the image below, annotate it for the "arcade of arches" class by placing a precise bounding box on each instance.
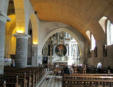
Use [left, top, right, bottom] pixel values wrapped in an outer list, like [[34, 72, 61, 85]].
[[0, 0, 113, 87]]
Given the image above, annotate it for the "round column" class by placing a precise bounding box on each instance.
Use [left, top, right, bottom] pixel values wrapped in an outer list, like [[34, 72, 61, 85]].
[[0, 0, 10, 74], [0, 20, 5, 74], [14, 33, 29, 68]]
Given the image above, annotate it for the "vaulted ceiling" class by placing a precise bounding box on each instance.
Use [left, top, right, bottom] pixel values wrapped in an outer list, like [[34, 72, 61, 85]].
[[30, 0, 113, 41]]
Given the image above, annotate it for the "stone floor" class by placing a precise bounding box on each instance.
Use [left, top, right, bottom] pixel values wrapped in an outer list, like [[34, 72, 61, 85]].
[[39, 75, 62, 87], [36, 71, 62, 87]]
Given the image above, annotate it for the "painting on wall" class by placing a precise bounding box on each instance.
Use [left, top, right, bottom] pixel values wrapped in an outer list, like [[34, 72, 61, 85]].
[[55, 44, 67, 57]]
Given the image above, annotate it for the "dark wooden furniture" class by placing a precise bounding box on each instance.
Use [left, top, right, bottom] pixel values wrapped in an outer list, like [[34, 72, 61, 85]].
[[0, 66, 45, 87], [63, 74, 113, 87]]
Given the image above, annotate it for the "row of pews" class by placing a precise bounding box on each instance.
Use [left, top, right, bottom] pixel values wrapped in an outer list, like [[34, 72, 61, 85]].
[[63, 73, 113, 87], [73, 66, 112, 74], [0, 66, 45, 87]]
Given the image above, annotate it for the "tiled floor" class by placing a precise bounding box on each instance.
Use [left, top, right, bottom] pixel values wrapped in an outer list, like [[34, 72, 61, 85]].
[[36, 71, 62, 87], [39, 75, 62, 87]]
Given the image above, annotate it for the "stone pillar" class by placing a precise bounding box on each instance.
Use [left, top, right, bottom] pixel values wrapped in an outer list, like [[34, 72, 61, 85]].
[[14, 33, 29, 68], [0, 20, 5, 74], [32, 45, 38, 66], [0, 0, 9, 75]]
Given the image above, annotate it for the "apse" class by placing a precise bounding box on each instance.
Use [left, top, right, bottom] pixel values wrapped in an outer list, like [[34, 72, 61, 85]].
[[42, 31, 80, 66]]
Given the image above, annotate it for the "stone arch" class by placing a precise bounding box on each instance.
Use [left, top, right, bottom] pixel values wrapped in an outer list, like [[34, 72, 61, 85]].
[[29, 13, 39, 45], [26, 13, 39, 66], [6, 15, 16, 34], [41, 28, 84, 60]]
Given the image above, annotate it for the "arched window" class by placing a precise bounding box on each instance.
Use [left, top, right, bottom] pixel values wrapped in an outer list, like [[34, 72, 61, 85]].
[[99, 16, 113, 46], [99, 16, 107, 33], [91, 34, 96, 50], [86, 30, 96, 51], [86, 30, 90, 40], [107, 20, 113, 46]]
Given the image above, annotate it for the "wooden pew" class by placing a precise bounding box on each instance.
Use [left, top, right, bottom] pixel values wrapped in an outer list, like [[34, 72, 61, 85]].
[[0, 81, 6, 87], [63, 74, 113, 87], [4, 66, 45, 87], [4, 73, 27, 87], [0, 75, 5, 87], [22, 67, 45, 86], [4, 75, 19, 87], [5, 69, 33, 87]]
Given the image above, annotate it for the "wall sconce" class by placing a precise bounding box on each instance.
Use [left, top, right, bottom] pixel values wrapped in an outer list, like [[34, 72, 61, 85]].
[[33, 40, 38, 45], [16, 26, 25, 34]]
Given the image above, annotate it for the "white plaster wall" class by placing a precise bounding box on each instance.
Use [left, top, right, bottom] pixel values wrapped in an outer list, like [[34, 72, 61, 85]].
[[0, 0, 9, 13], [24, 0, 40, 35], [24, 0, 34, 34]]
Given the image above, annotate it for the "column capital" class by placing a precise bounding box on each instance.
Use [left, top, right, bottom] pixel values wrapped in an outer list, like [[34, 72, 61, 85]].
[[32, 44, 38, 47], [0, 10, 10, 23], [14, 33, 30, 39]]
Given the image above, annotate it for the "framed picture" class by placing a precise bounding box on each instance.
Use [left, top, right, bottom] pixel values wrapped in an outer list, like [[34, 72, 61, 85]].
[[55, 44, 67, 57]]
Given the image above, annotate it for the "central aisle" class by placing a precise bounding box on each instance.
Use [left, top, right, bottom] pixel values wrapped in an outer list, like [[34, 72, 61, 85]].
[[37, 71, 62, 87]]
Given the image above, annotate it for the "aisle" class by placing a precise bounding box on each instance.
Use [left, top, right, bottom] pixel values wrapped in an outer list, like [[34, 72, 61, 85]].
[[37, 72, 62, 87]]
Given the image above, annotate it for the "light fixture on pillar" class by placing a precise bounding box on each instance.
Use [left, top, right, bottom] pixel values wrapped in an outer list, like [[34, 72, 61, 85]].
[[16, 26, 25, 34], [33, 40, 38, 45]]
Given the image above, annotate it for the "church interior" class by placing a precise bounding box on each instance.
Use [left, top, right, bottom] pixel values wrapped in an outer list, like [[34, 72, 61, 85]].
[[0, 0, 113, 87]]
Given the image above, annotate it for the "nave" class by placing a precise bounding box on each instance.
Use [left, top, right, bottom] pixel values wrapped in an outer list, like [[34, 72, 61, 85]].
[[0, 0, 113, 87]]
